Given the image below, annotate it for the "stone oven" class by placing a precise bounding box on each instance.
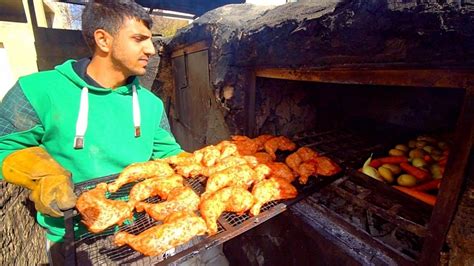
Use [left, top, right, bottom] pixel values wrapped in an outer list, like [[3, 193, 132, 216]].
[[153, 1, 474, 265]]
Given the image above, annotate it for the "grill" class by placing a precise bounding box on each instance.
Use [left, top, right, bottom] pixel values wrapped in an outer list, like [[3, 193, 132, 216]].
[[64, 155, 340, 265]]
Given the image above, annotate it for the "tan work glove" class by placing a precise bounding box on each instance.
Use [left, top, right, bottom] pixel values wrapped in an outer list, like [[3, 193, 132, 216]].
[[2, 147, 77, 217]]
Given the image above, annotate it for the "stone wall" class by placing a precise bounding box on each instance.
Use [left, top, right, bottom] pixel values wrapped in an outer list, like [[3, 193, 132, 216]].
[[0, 182, 47, 265]]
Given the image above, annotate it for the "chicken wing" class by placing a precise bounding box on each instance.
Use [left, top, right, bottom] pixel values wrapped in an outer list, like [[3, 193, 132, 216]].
[[108, 161, 175, 192], [114, 211, 207, 256], [76, 183, 133, 233], [266, 162, 296, 183], [135, 186, 200, 221], [199, 187, 254, 235], [127, 174, 184, 207], [250, 177, 297, 216], [264, 136, 297, 159]]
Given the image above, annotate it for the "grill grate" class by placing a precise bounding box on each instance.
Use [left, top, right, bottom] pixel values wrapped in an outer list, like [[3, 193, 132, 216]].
[[292, 129, 432, 260], [65, 163, 331, 265]]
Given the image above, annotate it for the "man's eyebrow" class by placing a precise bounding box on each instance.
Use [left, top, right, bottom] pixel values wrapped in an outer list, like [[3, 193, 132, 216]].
[[133, 33, 151, 38]]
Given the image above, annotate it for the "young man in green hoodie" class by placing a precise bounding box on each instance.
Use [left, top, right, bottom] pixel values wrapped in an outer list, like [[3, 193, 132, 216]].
[[0, 0, 182, 264]]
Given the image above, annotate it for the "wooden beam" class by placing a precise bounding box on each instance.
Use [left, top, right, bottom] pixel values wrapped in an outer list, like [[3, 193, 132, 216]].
[[419, 86, 474, 265], [171, 41, 209, 58], [255, 68, 474, 89]]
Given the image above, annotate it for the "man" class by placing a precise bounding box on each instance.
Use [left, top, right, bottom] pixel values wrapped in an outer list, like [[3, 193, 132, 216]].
[[0, 0, 182, 264]]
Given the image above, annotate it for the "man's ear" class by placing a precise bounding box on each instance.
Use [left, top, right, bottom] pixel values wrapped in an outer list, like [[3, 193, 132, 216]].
[[94, 29, 112, 53]]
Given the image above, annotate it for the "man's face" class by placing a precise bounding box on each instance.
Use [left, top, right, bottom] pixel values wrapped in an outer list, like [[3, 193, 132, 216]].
[[110, 17, 155, 77]]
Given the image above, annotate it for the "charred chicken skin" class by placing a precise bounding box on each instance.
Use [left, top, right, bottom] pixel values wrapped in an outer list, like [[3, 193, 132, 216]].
[[108, 160, 175, 192], [127, 174, 184, 207], [76, 183, 133, 233], [250, 177, 297, 216], [199, 186, 254, 235], [135, 186, 200, 221], [114, 211, 207, 256]]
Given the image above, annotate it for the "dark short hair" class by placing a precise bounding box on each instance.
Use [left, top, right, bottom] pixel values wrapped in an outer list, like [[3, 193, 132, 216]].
[[81, 0, 153, 50]]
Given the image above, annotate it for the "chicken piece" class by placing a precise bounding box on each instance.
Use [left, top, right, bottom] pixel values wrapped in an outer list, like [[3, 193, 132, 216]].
[[175, 163, 204, 178], [254, 164, 271, 183], [199, 187, 254, 235], [264, 136, 297, 159], [285, 152, 303, 173], [215, 140, 239, 159], [231, 135, 259, 156], [203, 164, 258, 198], [312, 156, 342, 176], [114, 211, 207, 256], [194, 145, 221, 167], [253, 135, 275, 150], [203, 156, 249, 176], [266, 162, 296, 183], [108, 161, 175, 192], [162, 152, 197, 166], [136, 186, 200, 221], [128, 174, 184, 207], [250, 177, 297, 216], [254, 152, 274, 164], [76, 183, 133, 233], [298, 162, 317, 185], [296, 146, 319, 161]]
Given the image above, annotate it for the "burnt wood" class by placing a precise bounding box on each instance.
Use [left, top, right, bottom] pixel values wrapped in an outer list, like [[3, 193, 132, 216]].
[[419, 86, 474, 265]]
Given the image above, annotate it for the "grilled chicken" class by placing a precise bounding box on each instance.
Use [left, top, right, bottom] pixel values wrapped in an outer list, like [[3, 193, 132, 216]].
[[200, 187, 254, 235], [127, 174, 184, 207], [203, 164, 264, 198], [114, 211, 207, 256], [253, 152, 274, 164], [250, 177, 297, 216], [264, 136, 297, 159], [76, 183, 133, 233], [108, 160, 175, 192], [285, 147, 341, 184], [230, 135, 259, 155], [135, 186, 200, 221], [265, 162, 296, 183]]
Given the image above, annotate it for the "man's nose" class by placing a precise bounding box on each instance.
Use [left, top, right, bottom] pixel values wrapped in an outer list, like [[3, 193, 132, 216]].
[[144, 39, 156, 56]]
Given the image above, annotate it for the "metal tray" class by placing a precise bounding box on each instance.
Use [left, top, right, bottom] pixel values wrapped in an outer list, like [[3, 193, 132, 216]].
[[64, 169, 339, 265]]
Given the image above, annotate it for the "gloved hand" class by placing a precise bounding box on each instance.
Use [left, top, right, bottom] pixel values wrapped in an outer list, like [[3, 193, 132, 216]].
[[2, 147, 77, 217]]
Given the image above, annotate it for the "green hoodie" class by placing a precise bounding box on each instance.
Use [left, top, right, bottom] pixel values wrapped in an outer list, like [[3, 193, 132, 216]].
[[0, 59, 182, 242]]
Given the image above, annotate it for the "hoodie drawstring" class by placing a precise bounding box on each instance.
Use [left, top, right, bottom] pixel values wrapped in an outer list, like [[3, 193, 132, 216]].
[[74, 87, 89, 149], [132, 85, 141, 137], [73, 85, 141, 149]]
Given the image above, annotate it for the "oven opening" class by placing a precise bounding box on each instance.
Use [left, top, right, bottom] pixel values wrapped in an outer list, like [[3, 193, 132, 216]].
[[250, 75, 466, 261]]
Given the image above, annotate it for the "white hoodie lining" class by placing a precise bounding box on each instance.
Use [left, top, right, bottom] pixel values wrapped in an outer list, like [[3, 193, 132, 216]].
[[73, 85, 141, 149]]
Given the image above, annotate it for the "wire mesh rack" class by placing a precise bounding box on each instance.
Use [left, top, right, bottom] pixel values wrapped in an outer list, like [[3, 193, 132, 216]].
[[64, 165, 337, 265]]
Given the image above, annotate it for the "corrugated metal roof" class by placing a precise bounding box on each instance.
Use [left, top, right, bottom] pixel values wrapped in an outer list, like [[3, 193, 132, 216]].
[[135, 0, 245, 16]]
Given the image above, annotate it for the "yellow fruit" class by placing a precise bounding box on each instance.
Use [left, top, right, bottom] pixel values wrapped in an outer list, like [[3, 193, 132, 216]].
[[408, 140, 417, 148], [395, 144, 409, 152], [412, 158, 427, 169], [430, 164, 443, 179], [397, 174, 417, 187], [381, 163, 401, 175], [389, 149, 405, 156], [378, 166, 394, 183], [409, 148, 426, 159]]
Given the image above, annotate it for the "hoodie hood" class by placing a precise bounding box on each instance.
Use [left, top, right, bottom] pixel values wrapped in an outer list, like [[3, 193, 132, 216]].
[[55, 59, 141, 94]]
